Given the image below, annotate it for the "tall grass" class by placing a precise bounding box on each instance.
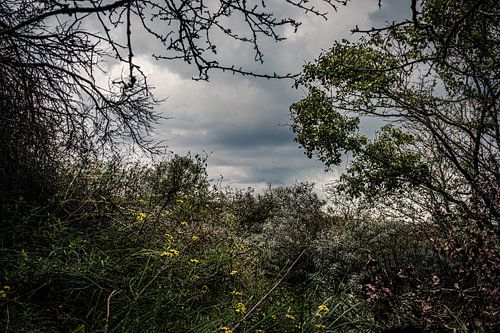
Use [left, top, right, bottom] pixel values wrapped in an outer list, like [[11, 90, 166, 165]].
[[1, 155, 497, 332]]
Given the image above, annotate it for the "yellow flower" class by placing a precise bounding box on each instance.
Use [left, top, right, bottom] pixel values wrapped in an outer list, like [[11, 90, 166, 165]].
[[231, 290, 243, 296], [271, 314, 277, 320], [20, 249, 28, 258], [0, 290, 6, 299], [176, 199, 184, 204], [191, 235, 199, 241], [318, 304, 329, 312], [136, 212, 147, 223], [234, 302, 246, 314], [220, 327, 233, 333], [191, 274, 200, 281], [164, 233, 174, 244], [229, 269, 238, 276], [315, 323, 326, 331], [138, 198, 145, 204], [180, 220, 188, 226], [160, 249, 180, 257], [2, 286, 11, 291], [190, 258, 200, 264], [285, 314, 296, 320]]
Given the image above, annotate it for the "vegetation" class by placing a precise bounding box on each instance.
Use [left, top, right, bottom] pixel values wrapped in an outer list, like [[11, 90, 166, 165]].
[[1, 0, 498, 332], [290, 0, 499, 330]]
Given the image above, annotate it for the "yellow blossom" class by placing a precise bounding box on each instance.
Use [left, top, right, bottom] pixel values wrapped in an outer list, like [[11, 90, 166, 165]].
[[180, 220, 188, 226], [285, 314, 296, 320], [191, 274, 200, 281], [231, 290, 243, 296], [20, 249, 28, 258], [0, 291, 6, 298], [220, 326, 233, 333], [136, 212, 147, 223], [160, 249, 180, 257], [318, 304, 329, 312], [229, 269, 238, 276], [191, 235, 199, 241], [234, 302, 246, 314], [176, 199, 184, 204], [271, 314, 277, 320], [164, 233, 174, 244], [190, 258, 200, 264], [315, 323, 326, 331]]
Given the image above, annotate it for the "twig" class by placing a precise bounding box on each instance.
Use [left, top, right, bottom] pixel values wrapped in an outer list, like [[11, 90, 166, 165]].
[[104, 289, 121, 333]]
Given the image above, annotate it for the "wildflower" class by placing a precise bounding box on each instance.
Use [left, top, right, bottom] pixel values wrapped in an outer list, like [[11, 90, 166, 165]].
[[180, 220, 188, 226], [136, 212, 147, 223], [271, 314, 277, 320], [220, 326, 233, 333], [191, 274, 200, 281], [315, 323, 326, 331], [285, 314, 296, 320], [160, 251, 173, 257], [190, 258, 200, 264], [201, 285, 209, 293], [234, 302, 246, 314], [191, 235, 199, 241], [160, 249, 180, 257], [138, 198, 145, 204], [229, 269, 238, 276], [176, 199, 184, 204], [20, 249, 28, 258], [318, 304, 329, 312], [0, 285, 11, 298], [231, 290, 243, 296]]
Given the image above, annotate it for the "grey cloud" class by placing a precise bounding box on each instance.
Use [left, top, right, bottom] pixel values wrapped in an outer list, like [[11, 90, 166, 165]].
[[133, 0, 409, 190]]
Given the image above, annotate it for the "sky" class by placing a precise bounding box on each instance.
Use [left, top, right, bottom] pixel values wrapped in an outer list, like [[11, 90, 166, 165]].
[[125, 0, 410, 192]]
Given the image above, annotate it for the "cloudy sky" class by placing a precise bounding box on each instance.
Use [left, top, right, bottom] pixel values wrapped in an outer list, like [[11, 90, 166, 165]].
[[127, 0, 410, 191]]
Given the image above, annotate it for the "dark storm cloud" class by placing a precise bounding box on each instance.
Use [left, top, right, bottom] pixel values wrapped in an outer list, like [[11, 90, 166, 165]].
[[125, 0, 408, 190]]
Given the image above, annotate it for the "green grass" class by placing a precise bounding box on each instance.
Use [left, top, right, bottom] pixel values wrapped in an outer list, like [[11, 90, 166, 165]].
[[1, 156, 497, 332]]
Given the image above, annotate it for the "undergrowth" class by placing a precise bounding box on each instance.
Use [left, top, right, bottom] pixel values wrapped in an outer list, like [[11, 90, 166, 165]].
[[1, 155, 497, 332]]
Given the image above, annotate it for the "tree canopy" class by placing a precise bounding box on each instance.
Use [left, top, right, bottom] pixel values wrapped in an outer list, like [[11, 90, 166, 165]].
[[290, 0, 499, 226]]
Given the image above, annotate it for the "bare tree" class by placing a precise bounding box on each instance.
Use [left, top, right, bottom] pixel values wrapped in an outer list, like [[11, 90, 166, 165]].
[[0, 0, 346, 200]]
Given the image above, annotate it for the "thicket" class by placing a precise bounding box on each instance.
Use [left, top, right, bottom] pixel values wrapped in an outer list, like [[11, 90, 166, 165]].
[[2, 154, 497, 332]]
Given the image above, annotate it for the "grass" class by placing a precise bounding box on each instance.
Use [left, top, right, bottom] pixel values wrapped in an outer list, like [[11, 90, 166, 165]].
[[1, 155, 497, 332]]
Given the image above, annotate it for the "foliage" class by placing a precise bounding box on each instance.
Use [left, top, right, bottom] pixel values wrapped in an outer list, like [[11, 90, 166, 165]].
[[0, 156, 376, 332], [290, 0, 499, 224], [289, 0, 500, 331]]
